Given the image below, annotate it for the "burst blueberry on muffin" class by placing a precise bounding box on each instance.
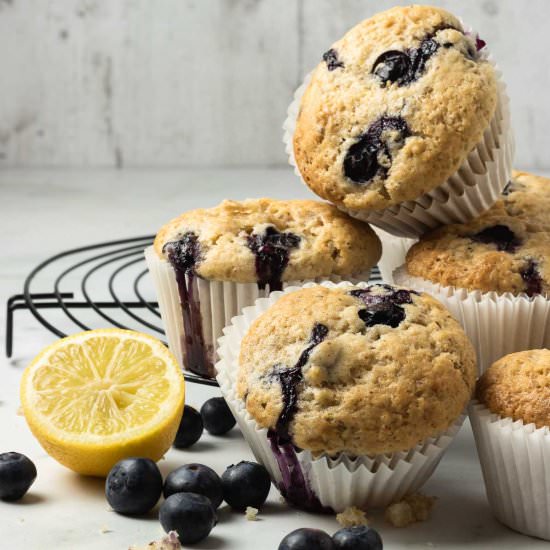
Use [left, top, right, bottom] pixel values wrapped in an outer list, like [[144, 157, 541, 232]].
[[293, 5, 498, 214], [238, 284, 475, 454], [149, 199, 381, 378]]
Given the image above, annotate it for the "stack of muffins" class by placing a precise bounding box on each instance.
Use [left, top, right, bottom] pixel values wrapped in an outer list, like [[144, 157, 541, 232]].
[[147, 5, 550, 541]]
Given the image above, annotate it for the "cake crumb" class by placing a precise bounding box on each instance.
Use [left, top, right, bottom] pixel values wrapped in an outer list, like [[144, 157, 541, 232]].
[[245, 506, 259, 521], [16, 406, 24, 417], [385, 493, 437, 528], [128, 531, 180, 550], [336, 506, 369, 527], [99, 525, 112, 534]]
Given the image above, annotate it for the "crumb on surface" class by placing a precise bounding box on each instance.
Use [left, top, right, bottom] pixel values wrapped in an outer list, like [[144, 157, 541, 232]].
[[385, 493, 437, 528], [16, 406, 24, 416], [336, 506, 369, 527], [245, 506, 259, 521], [99, 525, 112, 534], [128, 531, 180, 550]]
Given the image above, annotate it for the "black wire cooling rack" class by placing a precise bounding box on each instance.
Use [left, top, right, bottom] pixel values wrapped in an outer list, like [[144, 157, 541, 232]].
[[5, 235, 382, 388]]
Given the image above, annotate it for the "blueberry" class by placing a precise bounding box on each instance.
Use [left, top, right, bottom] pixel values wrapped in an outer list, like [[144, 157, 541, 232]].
[[221, 461, 271, 510], [343, 116, 410, 185], [372, 50, 410, 84], [200, 397, 236, 436], [333, 525, 383, 550], [521, 260, 543, 297], [159, 492, 217, 545], [105, 458, 162, 515], [322, 48, 344, 71], [471, 224, 521, 252], [163, 231, 201, 274], [279, 528, 335, 550], [173, 405, 204, 448], [163, 464, 223, 509], [0, 452, 37, 501], [247, 226, 301, 291]]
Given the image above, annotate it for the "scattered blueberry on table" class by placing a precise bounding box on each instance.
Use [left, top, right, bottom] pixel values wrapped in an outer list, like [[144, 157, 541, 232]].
[[278, 528, 336, 550], [0, 452, 37, 501], [163, 463, 223, 509], [173, 405, 204, 449], [221, 460, 271, 510], [332, 525, 383, 550], [105, 457, 163, 516], [200, 397, 236, 435], [159, 492, 217, 544]]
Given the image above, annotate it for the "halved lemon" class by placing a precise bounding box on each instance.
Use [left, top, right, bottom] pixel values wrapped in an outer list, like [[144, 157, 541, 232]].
[[20, 329, 185, 477]]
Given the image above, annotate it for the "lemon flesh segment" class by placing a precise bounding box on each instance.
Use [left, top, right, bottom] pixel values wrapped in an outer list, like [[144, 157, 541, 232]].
[[21, 329, 185, 477]]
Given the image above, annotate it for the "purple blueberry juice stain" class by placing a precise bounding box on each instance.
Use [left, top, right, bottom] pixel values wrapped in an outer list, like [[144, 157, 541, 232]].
[[247, 226, 301, 291], [521, 260, 543, 297], [350, 284, 417, 328], [164, 233, 215, 379], [266, 323, 331, 512], [471, 225, 521, 253], [343, 116, 410, 184], [322, 48, 344, 71]]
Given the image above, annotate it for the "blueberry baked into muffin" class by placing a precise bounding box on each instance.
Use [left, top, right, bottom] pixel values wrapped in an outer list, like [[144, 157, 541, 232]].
[[237, 284, 476, 508], [149, 199, 381, 378], [293, 5, 500, 217]]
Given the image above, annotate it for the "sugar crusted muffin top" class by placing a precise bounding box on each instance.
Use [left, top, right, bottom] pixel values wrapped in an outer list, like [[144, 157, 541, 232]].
[[154, 198, 381, 284], [476, 349, 550, 428], [237, 284, 476, 455], [293, 5, 497, 212], [405, 183, 550, 296]]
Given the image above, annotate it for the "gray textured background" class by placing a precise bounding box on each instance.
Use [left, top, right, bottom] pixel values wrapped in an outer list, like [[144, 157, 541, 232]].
[[0, 0, 547, 169]]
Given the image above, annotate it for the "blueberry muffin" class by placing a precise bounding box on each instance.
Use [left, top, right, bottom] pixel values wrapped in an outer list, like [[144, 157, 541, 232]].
[[476, 349, 550, 427], [293, 5, 497, 213], [154, 198, 381, 289], [237, 284, 476, 456], [149, 199, 381, 379], [405, 209, 550, 297]]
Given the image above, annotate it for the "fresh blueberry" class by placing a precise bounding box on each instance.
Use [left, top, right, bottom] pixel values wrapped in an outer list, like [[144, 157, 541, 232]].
[[0, 452, 37, 501], [173, 405, 204, 449], [343, 116, 410, 185], [471, 224, 520, 252], [163, 464, 223, 509], [159, 492, 217, 545], [322, 48, 344, 71], [200, 397, 236, 436], [105, 458, 162, 515], [279, 528, 335, 550], [221, 461, 271, 510], [332, 525, 383, 550]]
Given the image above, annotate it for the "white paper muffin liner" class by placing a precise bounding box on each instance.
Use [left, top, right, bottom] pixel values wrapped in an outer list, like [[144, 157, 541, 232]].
[[283, 41, 514, 238], [215, 280, 466, 512], [373, 228, 417, 283], [145, 247, 372, 378], [394, 267, 550, 374], [470, 401, 550, 540]]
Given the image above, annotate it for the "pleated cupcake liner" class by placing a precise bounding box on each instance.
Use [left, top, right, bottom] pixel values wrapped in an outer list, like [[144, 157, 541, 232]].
[[216, 280, 466, 512], [284, 43, 514, 238], [394, 267, 550, 374], [145, 246, 372, 378], [470, 401, 550, 541], [372, 227, 417, 283]]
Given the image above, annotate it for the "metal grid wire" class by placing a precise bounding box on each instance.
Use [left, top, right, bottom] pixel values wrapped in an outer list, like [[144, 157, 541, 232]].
[[6, 236, 382, 387]]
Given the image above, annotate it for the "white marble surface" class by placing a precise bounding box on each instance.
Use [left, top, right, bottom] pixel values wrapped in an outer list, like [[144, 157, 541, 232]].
[[0, 168, 547, 549], [1, 0, 550, 171]]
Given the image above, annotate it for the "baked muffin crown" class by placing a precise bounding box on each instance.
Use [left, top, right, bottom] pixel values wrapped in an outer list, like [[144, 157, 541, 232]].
[[154, 199, 381, 284], [405, 206, 550, 296], [237, 284, 476, 455], [293, 5, 497, 211], [477, 349, 550, 428]]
